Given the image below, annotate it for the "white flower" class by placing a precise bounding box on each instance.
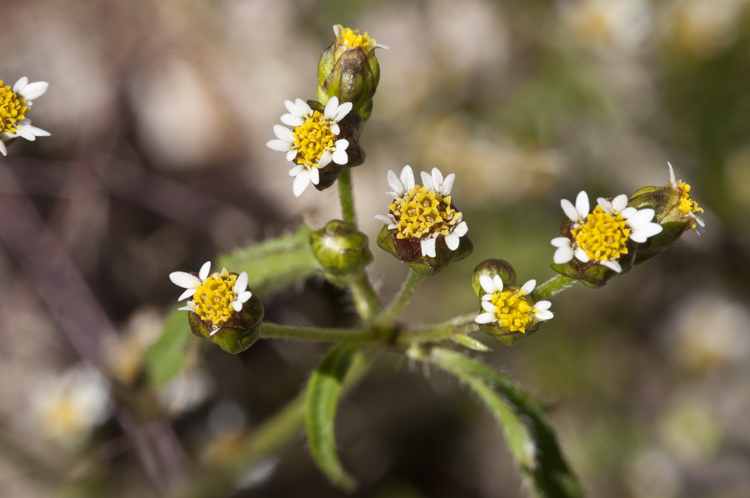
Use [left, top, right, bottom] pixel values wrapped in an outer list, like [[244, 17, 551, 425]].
[[169, 261, 252, 335], [551, 190, 663, 273], [266, 97, 352, 197], [474, 276, 553, 330], [376, 165, 468, 258], [31, 364, 111, 447], [0, 77, 50, 156]]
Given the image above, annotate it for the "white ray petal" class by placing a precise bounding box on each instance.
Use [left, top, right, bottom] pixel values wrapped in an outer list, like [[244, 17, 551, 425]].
[[534, 300, 552, 310], [0, 140, 6, 156], [324, 96, 340, 120], [332, 147, 348, 165], [601, 260, 622, 273], [294, 98, 312, 116], [286, 150, 297, 161], [318, 150, 333, 169], [553, 245, 574, 264], [444, 231, 459, 250], [19, 81, 48, 101], [13, 77, 28, 93], [309, 167, 320, 185], [170, 271, 201, 288], [475, 313, 497, 324], [237, 291, 252, 302], [235, 272, 248, 294], [333, 101, 353, 122], [561, 199, 580, 222], [330, 122, 340, 136], [289, 165, 304, 176], [387, 170, 404, 194], [431, 168, 444, 190], [273, 125, 294, 142], [266, 139, 292, 152], [199, 261, 211, 280], [574, 247, 590, 263], [668, 162, 676, 184], [519, 279, 536, 295], [232, 301, 243, 312], [280, 114, 305, 127], [482, 301, 497, 313], [293, 170, 311, 197], [597, 197, 613, 214], [575, 191, 590, 218], [611, 194, 628, 213], [421, 171, 435, 191], [178, 288, 197, 301], [453, 221, 468, 237], [401, 166, 415, 190], [479, 275, 495, 294], [535, 309, 554, 321], [421, 237, 436, 258]]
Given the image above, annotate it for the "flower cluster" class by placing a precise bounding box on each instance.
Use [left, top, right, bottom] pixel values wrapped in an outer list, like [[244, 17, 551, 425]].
[[267, 97, 352, 197], [376, 166, 468, 258], [0, 77, 49, 156]]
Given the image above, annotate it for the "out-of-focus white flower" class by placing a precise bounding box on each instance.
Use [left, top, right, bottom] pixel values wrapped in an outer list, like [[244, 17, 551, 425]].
[[31, 364, 111, 448], [158, 369, 213, 416], [562, 0, 651, 54], [0, 77, 50, 156]]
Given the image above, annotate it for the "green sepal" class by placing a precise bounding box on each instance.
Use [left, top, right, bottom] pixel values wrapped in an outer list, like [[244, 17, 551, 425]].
[[376, 225, 473, 275], [187, 294, 264, 354]]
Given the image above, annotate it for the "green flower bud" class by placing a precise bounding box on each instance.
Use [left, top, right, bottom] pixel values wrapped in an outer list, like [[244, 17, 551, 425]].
[[310, 220, 373, 283], [471, 259, 516, 298], [377, 225, 473, 275], [628, 163, 706, 263], [188, 294, 264, 354], [317, 25, 386, 121], [302, 100, 366, 192]]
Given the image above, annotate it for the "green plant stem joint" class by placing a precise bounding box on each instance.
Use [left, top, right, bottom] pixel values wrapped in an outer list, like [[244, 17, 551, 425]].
[[188, 295, 264, 354], [550, 218, 635, 288], [310, 220, 374, 285], [376, 226, 473, 275]]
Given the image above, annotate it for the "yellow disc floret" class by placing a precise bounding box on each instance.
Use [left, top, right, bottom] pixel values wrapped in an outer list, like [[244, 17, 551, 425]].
[[389, 185, 462, 240], [292, 111, 336, 170], [676, 182, 704, 227], [0, 81, 29, 134], [488, 289, 534, 333], [336, 25, 378, 53], [571, 205, 630, 263], [192, 268, 238, 326]]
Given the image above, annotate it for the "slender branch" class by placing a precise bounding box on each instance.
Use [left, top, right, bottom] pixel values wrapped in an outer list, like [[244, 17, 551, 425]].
[[259, 322, 374, 343], [337, 170, 357, 225], [348, 272, 380, 322], [534, 275, 577, 300], [398, 313, 478, 345], [378, 269, 426, 325]]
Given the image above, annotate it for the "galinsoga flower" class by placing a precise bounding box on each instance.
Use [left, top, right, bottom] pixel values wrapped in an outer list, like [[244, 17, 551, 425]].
[[331, 25, 389, 59], [668, 162, 705, 233], [474, 275, 553, 332], [31, 365, 111, 447], [551, 191, 662, 273], [170, 261, 252, 336], [0, 77, 50, 156], [375, 166, 468, 258], [266, 97, 352, 197]]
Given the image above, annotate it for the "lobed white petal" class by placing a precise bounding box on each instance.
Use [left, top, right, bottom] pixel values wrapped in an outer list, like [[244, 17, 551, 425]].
[[289, 165, 304, 176], [232, 301, 243, 312], [430, 168, 444, 192], [16, 127, 36, 141], [178, 288, 197, 301], [420, 237, 437, 258], [475, 312, 498, 324], [0, 140, 6, 156], [332, 148, 348, 165], [286, 149, 297, 162], [292, 169, 311, 197], [551, 236, 571, 248], [170, 271, 201, 288], [534, 300, 552, 311], [400, 166, 415, 190], [453, 221, 468, 237], [601, 260, 622, 273], [575, 191, 590, 219], [318, 150, 333, 169], [199, 261, 211, 280], [626, 208, 656, 228], [309, 167, 320, 185], [329, 122, 340, 136], [561, 198, 580, 222], [375, 214, 394, 225], [441, 173, 455, 195], [534, 309, 554, 321], [280, 114, 305, 127], [574, 246, 590, 263], [235, 272, 248, 294], [444, 231, 459, 250], [478, 274, 496, 294], [597, 197, 613, 214], [266, 139, 292, 152], [237, 291, 252, 303], [420, 171, 435, 191], [620, 207, 638, 219], [273, 125, 294, 142], [553, 245, 574, 264], [323, 96, 340, 120], [19, 81, 48, 101], [332, 101, 353, 122], [492, 275, 504, 292], [481, 301, 497, 313], [293, 98, 313, 117], [611, 194, 628, 213], [519, 279, 536, 295], [387, 170, 404, 195], [630, 222, 662, 243], [13, 77, 28, 93]]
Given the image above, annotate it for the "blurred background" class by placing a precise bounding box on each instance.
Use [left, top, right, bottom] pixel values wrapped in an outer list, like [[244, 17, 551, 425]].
[[2, 0, 750, 496]]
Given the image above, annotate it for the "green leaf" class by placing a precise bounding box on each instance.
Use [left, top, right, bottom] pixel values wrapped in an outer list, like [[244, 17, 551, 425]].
[[304, 344, 358, 491], [452, 333, 491, 352], [218, 224, 320, 297], [417, 347, 584, 498], [144, 309, 192, 386]]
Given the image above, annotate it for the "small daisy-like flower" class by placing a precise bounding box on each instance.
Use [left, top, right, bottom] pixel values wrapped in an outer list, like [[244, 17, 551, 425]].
[[668, 162, 705, 234], [266, 97, 352, 197], [474, 275, 553, 332], [0, 77, 50, 156], [551, 191, 663, 273], [31, 365, 111, 448], [375, 165, 468, 258], [170, 261, 252, 336]]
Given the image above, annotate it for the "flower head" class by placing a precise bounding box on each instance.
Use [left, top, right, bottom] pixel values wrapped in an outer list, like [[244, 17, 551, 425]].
[[552, 191, 662, 273], [375, 166, 468, 258], [667, 162, 705, 233], [31, 364, 111, 448], [170, 261, 252, 336], [474, 275, 553, 333], [0, 77, 50, 156], [267, 97, 352, 197]]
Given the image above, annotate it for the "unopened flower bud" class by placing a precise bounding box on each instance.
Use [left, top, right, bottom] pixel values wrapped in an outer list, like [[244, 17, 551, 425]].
[[628, 163, 706, 263], [310, 220, 373, 283], [471, 259, 516, 298], [317, 25, 387, 121], [170, 262, 264, 354]]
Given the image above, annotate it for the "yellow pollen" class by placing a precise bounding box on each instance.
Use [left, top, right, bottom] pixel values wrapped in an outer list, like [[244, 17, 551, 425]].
[[389, 185, 461, 240], [192, 268, 238, 326], [571, 205, 630, 263], [0, 81, 29, 134], [292, 111, 336, 170], [676, 182, 704, 227], [338, 26, 378, 52], [489, 290, 535, 333]]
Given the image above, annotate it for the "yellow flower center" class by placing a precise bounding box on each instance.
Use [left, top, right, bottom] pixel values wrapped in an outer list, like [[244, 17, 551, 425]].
[[571, 205, 630, 263], [676, 182, 704, 228], [41, 397, 86, 441], [489, 289, 534, 333], [192, 268, 238, 326], [292, 110, 336, 170], [337, 25, 378, 53], [389, 185, 462, 240], [0, 81, 29, 134]]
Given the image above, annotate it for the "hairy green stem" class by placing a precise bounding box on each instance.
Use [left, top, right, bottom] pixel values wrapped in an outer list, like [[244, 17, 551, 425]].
[[337, 170, 357, 225], [398, 313, 478, 345], [534, 275, 577, 300], [259, 322, 374, 343], [378, 269, 426, 325], [348, 272, 380, 322]]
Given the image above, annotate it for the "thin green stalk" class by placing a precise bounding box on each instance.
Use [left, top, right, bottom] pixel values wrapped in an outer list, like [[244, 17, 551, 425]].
[[259, 322, 374, 343], [378, 269, 426, 325], [534, 275, 577, 300], [398, 313, 478, 345], [337, 170, 357, 225], [348, 272, 380, 322]]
